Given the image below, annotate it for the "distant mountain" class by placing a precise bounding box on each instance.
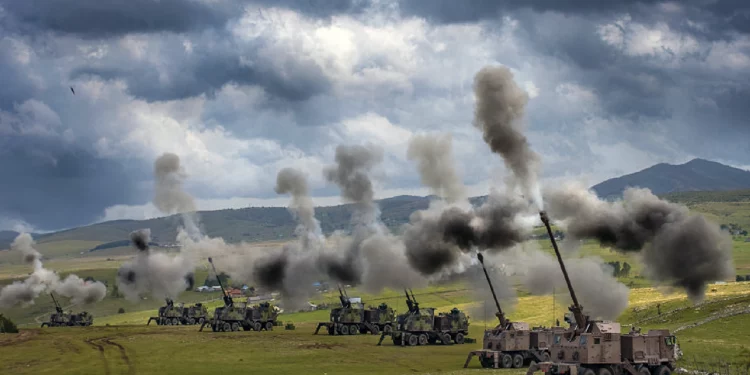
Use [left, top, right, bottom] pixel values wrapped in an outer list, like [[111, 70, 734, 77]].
[[591, 158, 750, 200], [4, 158, 749, 252]]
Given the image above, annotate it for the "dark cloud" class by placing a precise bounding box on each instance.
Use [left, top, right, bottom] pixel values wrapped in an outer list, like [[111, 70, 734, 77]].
[[1, 0, 370, 38], [0, 135, 141, 231], [1, 0, 238, 37], [396, 0, 661, 24], [69, 30, 331, 102]]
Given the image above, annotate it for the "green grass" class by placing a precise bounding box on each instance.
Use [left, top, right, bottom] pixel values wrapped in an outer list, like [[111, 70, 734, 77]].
[[2, 282, 750, 375]]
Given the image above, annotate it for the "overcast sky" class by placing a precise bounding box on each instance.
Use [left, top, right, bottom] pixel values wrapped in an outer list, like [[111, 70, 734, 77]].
[[1, 0, 748, 232]]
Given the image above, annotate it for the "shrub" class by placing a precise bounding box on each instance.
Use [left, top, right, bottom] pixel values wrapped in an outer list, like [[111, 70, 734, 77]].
[[0, 314, 19, 333], [117, 307, 126, 314]]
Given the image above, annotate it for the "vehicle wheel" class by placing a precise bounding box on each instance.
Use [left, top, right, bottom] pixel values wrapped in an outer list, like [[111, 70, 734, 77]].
[[231, 322, 240, 332], [501, 353, 513, 369], [638, 367, 651, 375], [265, 322, 274, 331], [653, 365, 671, 375], [513, 354, 525, 368], [199, 318, 205, 326], [408, 334, 419, 346], [340, 325, 349, 335], [417, 334, 427, 345], [166, 319, 173, 326], [582, 368, 596, 375], [254, 322, 262, 331], [371, 325, 380, 335], [442, 333, 452, 345], [172, 318, 180, 326], [350, 324, 359, 334], [384, 325, 392, 334], [189, 318, 196, 325], [598, 367, 613, 375], [454, 332, 465, 344], [223, 322, 232, 332]]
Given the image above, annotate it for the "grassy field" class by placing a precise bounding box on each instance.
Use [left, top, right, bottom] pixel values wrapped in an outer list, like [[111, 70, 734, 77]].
[[2, 281, 750, 375]]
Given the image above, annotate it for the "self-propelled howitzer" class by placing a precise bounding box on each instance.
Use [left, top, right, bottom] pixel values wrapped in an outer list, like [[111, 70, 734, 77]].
[[464, 252, 562, 369], [527, 211, 679, 375], [40, 293, 93, 327], [315, 285, 392, 335]]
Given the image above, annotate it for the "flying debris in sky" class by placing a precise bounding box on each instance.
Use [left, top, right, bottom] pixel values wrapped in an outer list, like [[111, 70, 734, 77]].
[[70, 86, 75, 95]]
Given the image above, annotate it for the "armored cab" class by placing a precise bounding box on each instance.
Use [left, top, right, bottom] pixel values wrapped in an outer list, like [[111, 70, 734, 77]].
[[246, 302, 279, 331], [527, 212, 678, 375], [465, 252, 564, 369], [362, 302, 395, 335], [40, 294, 93, 327], [314, 286, 387, 335], [381, 289, 470, 346]]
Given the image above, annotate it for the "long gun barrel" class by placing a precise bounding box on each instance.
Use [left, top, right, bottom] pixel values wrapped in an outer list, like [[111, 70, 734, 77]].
[[50, 293, 63, 314], [539, 211, 586, 331], [409, 289, 420, 313], [404, 288, 414, 312], [477, 252, 508, 327], [338, 285, 350, 308], [208, 257, 233, 307]]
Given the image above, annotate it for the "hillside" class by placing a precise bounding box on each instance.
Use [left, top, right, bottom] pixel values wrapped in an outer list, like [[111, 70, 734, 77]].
[[3, 186, 750, 256], [592, 158, 750, 199]]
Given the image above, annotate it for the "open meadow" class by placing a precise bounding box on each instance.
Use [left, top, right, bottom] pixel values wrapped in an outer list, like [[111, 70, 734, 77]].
[[2, 194, 750, 374]]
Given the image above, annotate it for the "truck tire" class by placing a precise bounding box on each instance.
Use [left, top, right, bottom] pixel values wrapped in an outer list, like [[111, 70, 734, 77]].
[[638, 367, 650, 375], [442, 333, 452, 345], [172, 318, 180, 326], [408, 334, 419, 346], [371, 325, 380, 335], [513, 354, 524, 368], [265, 322, 274, 331], [199, 318, 205, 326], [231, 322, 240, 332], [254, 321, 262, 331], [418, 334, 428, 345], [350, 324, 359, 334], [654, 365, 671, 375], [582, 368, 596, 375], [598, 367, 613, 375], [223, 322, 231, 332], [501, 353, 513, 369], [189, 318, 196, 325], [166, 319, 172, 326], [340, 325, 349, 335], [454, 332, 465, 344]]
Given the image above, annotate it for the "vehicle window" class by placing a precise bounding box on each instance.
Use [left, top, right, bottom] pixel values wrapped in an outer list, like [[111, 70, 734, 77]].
[[594, 338, 600, 344], [554, 335, 561, 344], [580, 335, 588, 345]]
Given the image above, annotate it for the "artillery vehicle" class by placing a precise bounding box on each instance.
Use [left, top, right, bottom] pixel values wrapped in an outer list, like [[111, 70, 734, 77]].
[[40, 293, 93, 327], [526, 211, 678, 375], [378, 289, 470, 346], [147, 299, 208, 326], [199, 257, 279, 332], [314, 286, 395, 335], [464, 252, 565, 369]]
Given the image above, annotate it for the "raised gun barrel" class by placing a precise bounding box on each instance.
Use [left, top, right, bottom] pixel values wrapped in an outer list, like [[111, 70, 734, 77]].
[[404, 288, 415, 313], [50, 293, 63, 314], [338, 285, 351, 308], [208, 257, 233, 307], [409, 289, 420, 313], [539, 211, 586, 332], [477, 252, 508, 327]]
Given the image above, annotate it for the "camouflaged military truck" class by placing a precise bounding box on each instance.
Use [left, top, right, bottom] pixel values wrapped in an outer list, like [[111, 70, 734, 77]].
[[246, 301, 280, 331], [148, 299, 208, 326], [199, 257, 280, 332], [315, 286, 394, 335], [465, 252, 565, 369], [526, 212, 678, 375], [40, 293, 93, 327], [380, 289, 469, 346]]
